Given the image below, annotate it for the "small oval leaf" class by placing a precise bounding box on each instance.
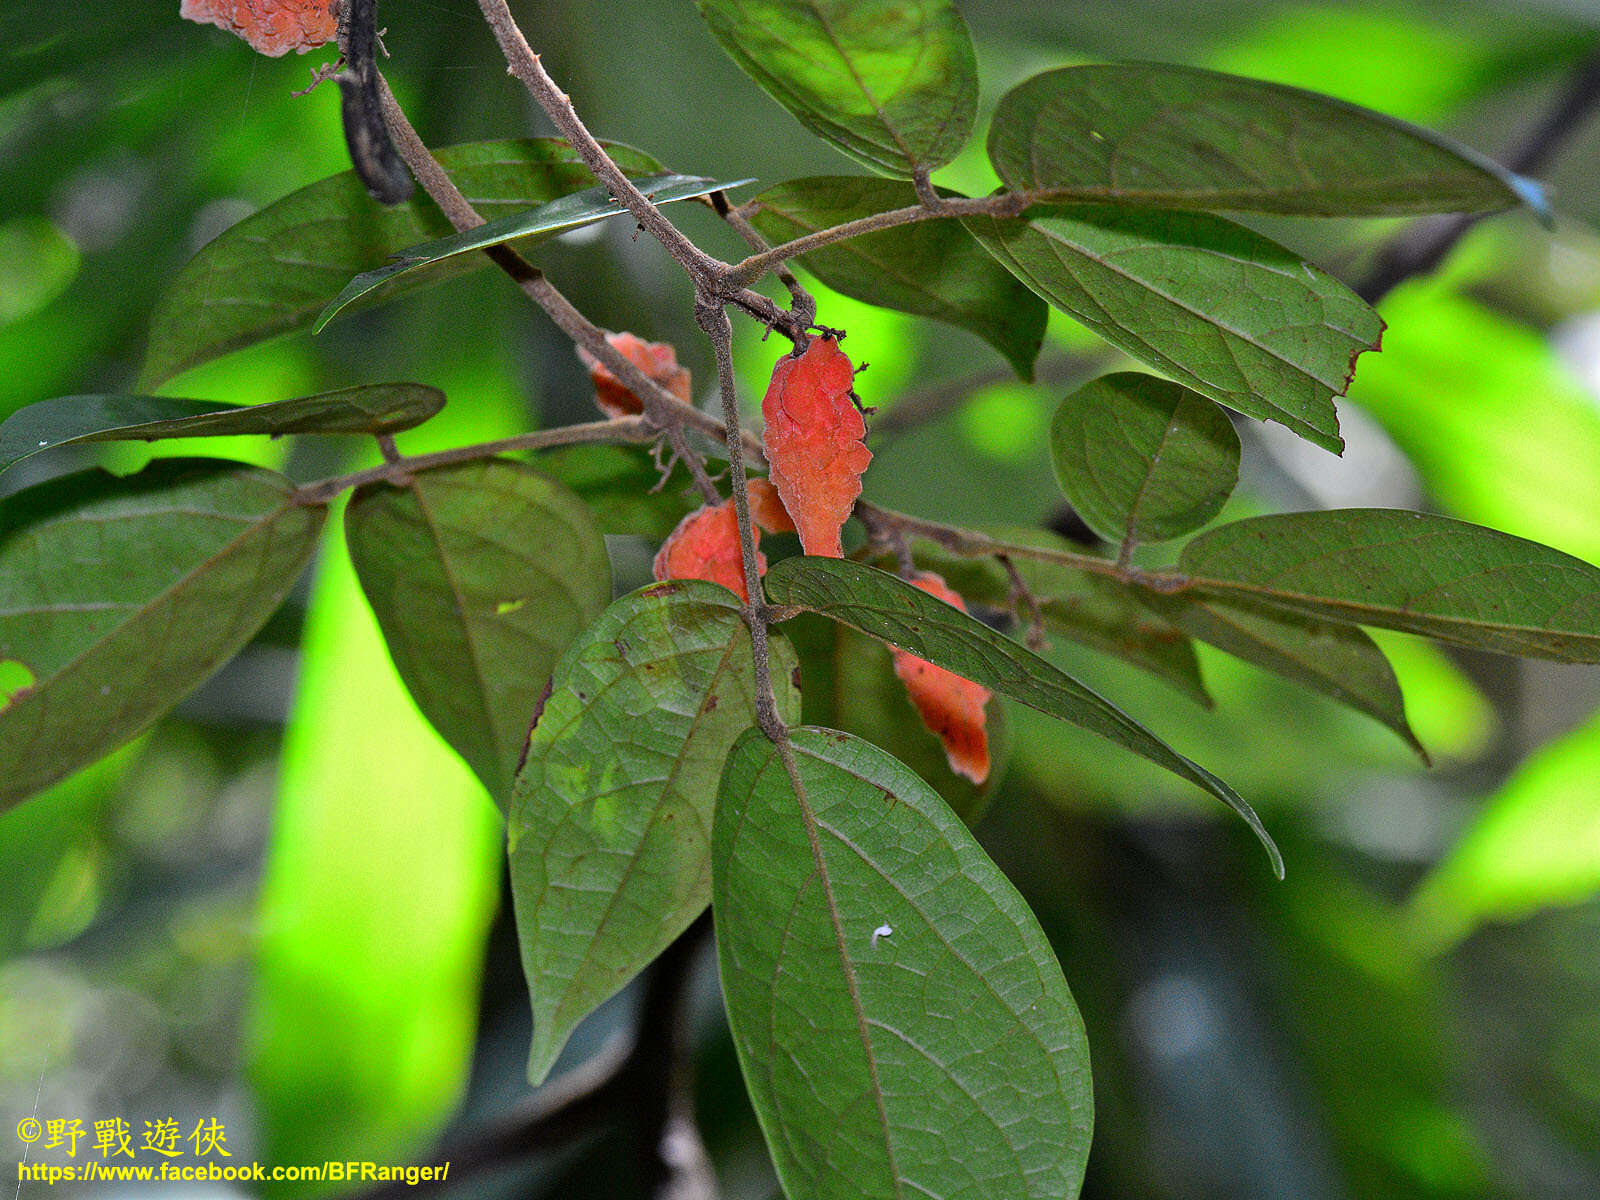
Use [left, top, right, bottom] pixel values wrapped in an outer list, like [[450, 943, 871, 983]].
[[764, 556, 1280, 874], [315, 174, 751, 333], [0, 384, 446, 474], [0, 459, 324, 812], [1179, 509, 1600, 661], [967, 208, 1383, 453], [695, 0, 978, 176], [1051, 372, 1240, 547], [345, 459, 611, 803], [142, 138, 665, 386], [714, 727, 1093, 1200], [509, 580, 801, 1084], [989, 63, 1537, 216], [748, 176, 1046, 378]]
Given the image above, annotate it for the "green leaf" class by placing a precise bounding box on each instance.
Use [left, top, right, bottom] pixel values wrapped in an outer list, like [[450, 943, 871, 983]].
[[967, 208, 1382, 452], [0, 384, 445, 474], [897, 541, 1211, 707], [141, 138, 664, 386], [694, 0, 978, 176], [748, 176, 1046, 378], [714, 727, 1093, 1200], [315, 174, 749, 333], [0, 459, 323, 813], [988, 63, 1538, 216], [345, 459, 610, 804], [1140, 591, 1424, 758], [510, 580, 801, 1085], [1050, 372, 1240, 546], [786, 613, 1005, 825], [1179, 509, 1600, 662], [764, 556, 1280, 874]]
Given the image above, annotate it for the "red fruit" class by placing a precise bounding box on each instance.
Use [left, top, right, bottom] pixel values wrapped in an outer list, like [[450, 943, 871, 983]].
[[891, 573, 992, 784], [652, 501, 766, 603], [746, 477, 796, 535], [761, 336, 871, 558], [579, 332, 691, 418], [180, 0, 339, 56]]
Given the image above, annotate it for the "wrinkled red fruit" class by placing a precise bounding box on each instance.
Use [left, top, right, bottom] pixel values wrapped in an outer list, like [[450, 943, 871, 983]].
[[761, 336, 871, 558], [579, 332, 691, 418], [892, 573, 992, 784], [746, 477, 796, 535], [653, 501, 766, 602], [180, 0, 339, 56]]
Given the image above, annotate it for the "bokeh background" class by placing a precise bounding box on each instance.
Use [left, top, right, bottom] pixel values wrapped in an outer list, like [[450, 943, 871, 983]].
[[4, 1, 1600, 1197]]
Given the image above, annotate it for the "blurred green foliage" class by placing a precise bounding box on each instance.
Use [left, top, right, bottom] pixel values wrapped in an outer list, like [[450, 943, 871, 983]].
[[4, 2, 1600, 1198]]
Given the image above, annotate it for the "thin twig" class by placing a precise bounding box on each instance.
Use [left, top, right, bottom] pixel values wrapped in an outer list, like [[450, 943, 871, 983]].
[[375, 75, 720, 496], [296, 416, 654, 504], [713, 191, 816, 331], [697, 297, 788, 743], [471, 0, 807, 345], [475, 0, 723, 285], [724, 193, 1027, 289]]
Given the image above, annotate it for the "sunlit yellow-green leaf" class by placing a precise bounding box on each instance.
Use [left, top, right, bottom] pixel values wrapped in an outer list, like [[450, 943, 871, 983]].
[[1410, 707, 1600, 950], [249, 517, 501, 1180]]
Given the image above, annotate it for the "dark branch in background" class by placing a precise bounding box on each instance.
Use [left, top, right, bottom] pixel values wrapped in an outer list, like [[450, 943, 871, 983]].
[[1357, 44, 1600, 304], [336, 0, 414, 204], [359, 915, 716, 1200]]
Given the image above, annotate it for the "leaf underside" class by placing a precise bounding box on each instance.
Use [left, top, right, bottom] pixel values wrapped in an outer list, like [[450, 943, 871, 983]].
[[346, 458, 611, 804], [509, 580, 800, 1084], [1179, 509, 1600, 662], [0, 384, 445, 474], [0, 459, 323, 812], [695, 0, 979, 177], [967, 207, 1383, 453], [765, 556, 1281, 875], [988, 63, 1535, 216]]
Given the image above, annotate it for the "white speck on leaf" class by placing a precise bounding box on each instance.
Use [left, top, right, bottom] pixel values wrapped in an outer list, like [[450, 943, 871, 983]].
[[871, 923, 892, 948]]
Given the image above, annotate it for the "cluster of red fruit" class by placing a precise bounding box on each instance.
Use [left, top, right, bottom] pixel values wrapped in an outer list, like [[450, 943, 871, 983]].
[[585, 332, 991, 784]]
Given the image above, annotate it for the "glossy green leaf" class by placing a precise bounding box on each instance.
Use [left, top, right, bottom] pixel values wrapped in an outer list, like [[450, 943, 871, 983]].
[[748, 176, 1046, 378], [988, 63, 1537, 216], [1411, 706, 1600, 950], [967, 208, 1382, 452], [714, 727, 1093, 1200], [0, 459, 323, 813], [764, 556, 1280, 874], [0, 384, 445, 473], [510, 580, 800, 1085], [315, 174, 748, 333], [1140, 591, 1424, 758], [1179, 509, 1600, 661], [1051, 372, 1240, 546], [345, 459, 610, 804], [898, 541, 1211, 707], [786, 613, 1005, 826], [141, 138, 663, 386], [694, 0, 978, 176]]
